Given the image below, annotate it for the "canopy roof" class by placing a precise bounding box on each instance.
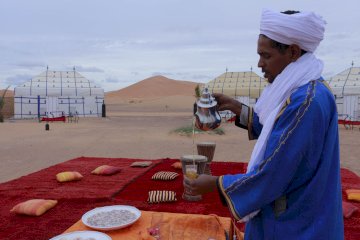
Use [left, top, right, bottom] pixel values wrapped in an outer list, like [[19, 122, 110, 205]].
[[327, 67, 360, 97], [204, 71, 268, 98], [14, 70, 104, 97]]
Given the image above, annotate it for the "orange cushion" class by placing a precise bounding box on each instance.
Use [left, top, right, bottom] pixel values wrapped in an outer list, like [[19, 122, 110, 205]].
[[56, 171, 83, 182], [346, 189, 360, 202], [91, 165, 121, 175], [10, 199, 58, 216], [171, 161, 182, 170]]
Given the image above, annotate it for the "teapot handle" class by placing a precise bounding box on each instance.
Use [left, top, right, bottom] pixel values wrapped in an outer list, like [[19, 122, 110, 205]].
[[193, 102, 197, 115], [194, 114, 202, 130]]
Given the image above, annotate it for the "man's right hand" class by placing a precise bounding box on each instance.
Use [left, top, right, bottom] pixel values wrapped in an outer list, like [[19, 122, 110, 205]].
[[212, 93, 242, 116]]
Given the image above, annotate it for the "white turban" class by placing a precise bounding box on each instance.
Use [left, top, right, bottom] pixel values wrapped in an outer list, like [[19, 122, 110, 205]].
[[260, 9, 326, 52]]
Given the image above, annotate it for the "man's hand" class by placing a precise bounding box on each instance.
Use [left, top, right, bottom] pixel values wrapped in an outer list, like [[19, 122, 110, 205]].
[[183, 174, 219, 196], [212, 93, 242, 116]]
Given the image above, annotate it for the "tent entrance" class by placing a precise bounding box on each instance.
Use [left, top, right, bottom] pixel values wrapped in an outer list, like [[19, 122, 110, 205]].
[[46, 97, 61, 117]]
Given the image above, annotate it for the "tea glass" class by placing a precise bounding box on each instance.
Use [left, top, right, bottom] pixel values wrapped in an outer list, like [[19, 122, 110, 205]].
[[180, 154, 207, 201]]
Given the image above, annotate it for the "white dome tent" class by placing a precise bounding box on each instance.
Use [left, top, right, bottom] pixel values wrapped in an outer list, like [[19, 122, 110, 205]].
[[327, 66, 360, 120], [204, 70, 268, 106], [202, 70, 268, 120], [14, 68, 104, 119]]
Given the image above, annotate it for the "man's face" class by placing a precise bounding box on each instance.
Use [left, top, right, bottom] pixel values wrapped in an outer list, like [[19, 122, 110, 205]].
[[257, 35, 293, 83]]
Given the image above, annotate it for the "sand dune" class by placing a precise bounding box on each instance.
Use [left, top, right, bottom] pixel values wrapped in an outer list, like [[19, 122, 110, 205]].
[[106, 75, 200, 100], [0, 89, 13, 97], [105, 75, 201, 111], [0, 90, 14, 118]]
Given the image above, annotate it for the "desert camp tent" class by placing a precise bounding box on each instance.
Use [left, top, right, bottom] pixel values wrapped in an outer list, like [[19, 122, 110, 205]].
[[14, 69, 104, 119], [204, 71, 268, 106], [327, 66, 360, 120]]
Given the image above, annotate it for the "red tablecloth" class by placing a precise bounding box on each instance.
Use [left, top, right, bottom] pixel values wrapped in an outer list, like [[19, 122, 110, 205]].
[[0, 157, 358, 240]]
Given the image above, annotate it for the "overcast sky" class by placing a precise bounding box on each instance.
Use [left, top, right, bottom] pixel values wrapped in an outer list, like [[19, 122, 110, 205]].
[[1, 0, 359, 92]]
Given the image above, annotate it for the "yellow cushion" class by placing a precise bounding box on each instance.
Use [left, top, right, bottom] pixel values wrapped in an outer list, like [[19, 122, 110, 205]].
[[91, 165, 121, 175], [56, 171, 83, 182], [10, 199, 58, 216], [346, 189, 360, 202]]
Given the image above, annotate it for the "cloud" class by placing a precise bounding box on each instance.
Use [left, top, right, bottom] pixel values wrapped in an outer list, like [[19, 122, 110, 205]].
[[189, 74, 213, 81], [105, 77, 120, 83], [151, 72, 174, 77], [1, 0, 359, 92], [73, 65, 105, 73], [5, 74, 33, 86], [13, 61, 46, 69], [149, 71, 212, 82], [327, 32, 352, 40]]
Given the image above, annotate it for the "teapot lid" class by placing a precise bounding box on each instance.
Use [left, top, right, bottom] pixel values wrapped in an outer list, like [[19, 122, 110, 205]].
[[197, 88, 217, 108]]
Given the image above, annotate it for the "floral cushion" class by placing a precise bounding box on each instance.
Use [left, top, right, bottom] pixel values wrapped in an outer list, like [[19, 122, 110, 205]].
[[130, 161, 152, 167], [152, 171, 179, 181], [91, 165, 121, 175], [56, 171, 83, 182], [346, 189, 360, 202], [148, 190, 177, 203], [10, 199, 58, 216]]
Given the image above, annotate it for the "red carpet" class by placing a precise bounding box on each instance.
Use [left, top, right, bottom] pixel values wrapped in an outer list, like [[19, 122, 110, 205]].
[[0, 157, 162, 200], [341, 168, 360, 240], [113, 159, 360, 240], [0, 157, 163, 240], [0, 157, 359, 240], [113, 159, 246, 217], [0, 196, 114, 240], [41, 116, 66, 122]]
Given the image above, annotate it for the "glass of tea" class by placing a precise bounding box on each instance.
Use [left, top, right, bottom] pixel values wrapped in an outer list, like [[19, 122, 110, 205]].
[[180, 155, 207, 201]]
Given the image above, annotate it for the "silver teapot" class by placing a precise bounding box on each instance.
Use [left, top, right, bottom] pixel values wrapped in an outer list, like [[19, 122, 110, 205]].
[[195, 88, 221, 131]]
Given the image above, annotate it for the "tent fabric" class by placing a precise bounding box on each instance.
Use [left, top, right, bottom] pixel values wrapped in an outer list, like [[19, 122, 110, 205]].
[[14, 70, 103, 97], [13, 70, 105, 118], [204, 71, 268, 99], [328, 67, 360, 97], [326, 67, 360, 119]]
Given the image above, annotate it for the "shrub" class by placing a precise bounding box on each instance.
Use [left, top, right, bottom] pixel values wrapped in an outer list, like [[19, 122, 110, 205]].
[[172, 125, 225, 137]]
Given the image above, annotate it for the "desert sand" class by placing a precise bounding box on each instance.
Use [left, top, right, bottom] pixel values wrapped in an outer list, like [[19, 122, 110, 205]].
[[0, 76, 359, 183]]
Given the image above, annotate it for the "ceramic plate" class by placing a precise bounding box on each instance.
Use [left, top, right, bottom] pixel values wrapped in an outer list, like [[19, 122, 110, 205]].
[[82, 205, 141, 231], [50, 230, 111, 240]]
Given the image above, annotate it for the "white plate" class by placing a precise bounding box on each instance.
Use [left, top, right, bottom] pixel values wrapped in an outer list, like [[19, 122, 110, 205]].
[[81, 205, 141, 231], [50, 230, 111, 240]]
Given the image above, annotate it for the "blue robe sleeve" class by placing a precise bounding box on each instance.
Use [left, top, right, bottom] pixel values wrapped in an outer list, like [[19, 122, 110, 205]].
[[218, 84, 329, 220], [234, 105, 262, 140]]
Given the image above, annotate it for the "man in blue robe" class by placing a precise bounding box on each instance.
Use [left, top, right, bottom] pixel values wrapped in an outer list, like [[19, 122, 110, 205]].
[[185, 9, 344, 239]]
